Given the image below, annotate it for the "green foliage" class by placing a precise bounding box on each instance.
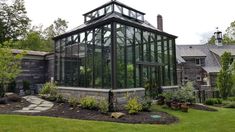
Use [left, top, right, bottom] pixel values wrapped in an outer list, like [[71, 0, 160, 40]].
[[80, 96, 97, 110], [68, 97, 79, 107], [227, 97, 235, 101], [39, 82, 57, 96], [205, 98, 222, 105], [125, 97, 142, 114], [0, 47, 24, 97], [141, 99, 152, 112], [56, 94, 66, 103], [224, 102, 235, 108], [161, 82, 195, 104], [217, 52, 233, 99], [0, 0, 30, 44], [98, 99, 109, 113]]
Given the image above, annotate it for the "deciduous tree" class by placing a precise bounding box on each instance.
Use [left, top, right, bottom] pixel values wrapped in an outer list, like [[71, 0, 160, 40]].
[[216, 52, 233, 99], [0, 45, 25, 97]]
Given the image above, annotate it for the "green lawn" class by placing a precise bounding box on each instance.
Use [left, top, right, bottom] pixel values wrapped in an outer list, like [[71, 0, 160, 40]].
[[0, 106, 234, 132]]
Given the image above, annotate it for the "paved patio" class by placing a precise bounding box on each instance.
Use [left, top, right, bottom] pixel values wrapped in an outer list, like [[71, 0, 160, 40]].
[[14, 96, 54, 113]]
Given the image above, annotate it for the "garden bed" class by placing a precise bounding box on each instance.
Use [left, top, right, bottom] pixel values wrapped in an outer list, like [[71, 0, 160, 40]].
[[0, 98, 30, 114], [27, 102, 178, 124]]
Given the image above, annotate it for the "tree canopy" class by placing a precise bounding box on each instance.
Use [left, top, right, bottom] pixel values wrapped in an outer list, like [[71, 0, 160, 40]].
[[0, 0, 68, 52], [0, 0, 30, 44]]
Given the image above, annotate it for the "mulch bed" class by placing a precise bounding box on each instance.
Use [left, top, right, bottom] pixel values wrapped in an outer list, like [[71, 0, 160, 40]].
[[28, 102, 178, 124], [0, 97, 178, 124], [189, 104, 218, 112], [0, 98, 30, 114]]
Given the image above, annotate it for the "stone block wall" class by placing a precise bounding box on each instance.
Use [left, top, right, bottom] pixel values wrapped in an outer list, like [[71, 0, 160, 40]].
[[57, 87, 145, 111], [111, 88, 145, 111]]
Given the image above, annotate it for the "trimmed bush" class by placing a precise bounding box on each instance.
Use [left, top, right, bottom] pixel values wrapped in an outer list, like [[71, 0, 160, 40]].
[[98, 99, 109, 114], [68, 97, 79, 107], [125, 97, 142, 114], [80, 96, 97, 110]]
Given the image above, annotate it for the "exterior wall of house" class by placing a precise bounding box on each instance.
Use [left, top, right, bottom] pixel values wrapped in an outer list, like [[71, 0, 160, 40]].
[[15, 56, 48, 93], [179, 57, 206, 89]]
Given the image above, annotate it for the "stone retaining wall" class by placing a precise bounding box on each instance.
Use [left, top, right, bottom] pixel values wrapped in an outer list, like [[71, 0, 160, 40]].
[[57, 87, 145, 111]]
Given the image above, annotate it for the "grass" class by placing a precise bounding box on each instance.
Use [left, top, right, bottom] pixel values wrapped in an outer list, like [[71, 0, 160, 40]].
[[0, 106, 235, 132]]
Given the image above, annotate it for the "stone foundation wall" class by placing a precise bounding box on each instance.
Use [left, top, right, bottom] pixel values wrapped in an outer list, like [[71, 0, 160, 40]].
[[57, 87, 145, 111]]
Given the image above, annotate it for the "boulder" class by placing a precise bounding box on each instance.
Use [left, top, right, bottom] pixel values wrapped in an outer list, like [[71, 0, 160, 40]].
[[111, 112, 125, 119], [5, 93, 21, 102]]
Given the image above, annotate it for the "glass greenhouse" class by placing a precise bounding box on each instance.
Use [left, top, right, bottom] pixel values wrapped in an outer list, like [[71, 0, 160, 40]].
[[53, 0, 177, 91]]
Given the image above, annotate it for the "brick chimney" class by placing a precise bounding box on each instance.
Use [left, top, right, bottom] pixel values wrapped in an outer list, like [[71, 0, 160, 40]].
[[157, 14, 163, 31]]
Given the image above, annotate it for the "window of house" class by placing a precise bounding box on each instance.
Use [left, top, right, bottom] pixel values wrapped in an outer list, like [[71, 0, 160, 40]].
[[195, 58, 201, 66], [196, 75, 201, 81]]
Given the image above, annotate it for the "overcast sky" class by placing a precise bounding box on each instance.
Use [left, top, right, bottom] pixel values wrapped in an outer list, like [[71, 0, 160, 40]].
[[24, 0, 235, 45]]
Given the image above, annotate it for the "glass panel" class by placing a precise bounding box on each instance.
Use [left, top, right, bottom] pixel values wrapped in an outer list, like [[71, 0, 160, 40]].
[[126, 26, 134, 88], [98, 8, 105, 16], [78, 32, 86, 87], [135, 29, 141, 87], [94, 28, 102, 88], [86, 30, 93, 87], [102, 24, 111, 88], [116, 24, 125, 88], [114, 4, 122, 14], [123, 8, 129, 16], [106, 5, 112, 14]]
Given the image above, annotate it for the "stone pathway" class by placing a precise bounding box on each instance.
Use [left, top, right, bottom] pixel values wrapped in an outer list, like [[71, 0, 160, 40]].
[[14, 96, 54, 113]]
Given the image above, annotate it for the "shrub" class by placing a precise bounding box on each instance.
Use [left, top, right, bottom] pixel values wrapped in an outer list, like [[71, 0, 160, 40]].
[[125, 97, 142, 114], [56, 94, 66, 103], [68, 97, 79, 107], [80, 96, 97, 110], [224, 102, 235, 108], [40, 82, 57, 96], [141, 99, 152, 112], [227, 97, 235, 102], [205, 99, 215, 105], [205, 98, 222, 105], [98, 99, 109, 114]]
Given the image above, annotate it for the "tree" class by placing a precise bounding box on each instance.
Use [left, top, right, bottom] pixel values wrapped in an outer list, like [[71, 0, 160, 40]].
[[43, 18, 68, 39], [216, 52, 233, 99], [0, 45, 25, 97], [208, 21, 235, 44], [0, 0, 30, 44]]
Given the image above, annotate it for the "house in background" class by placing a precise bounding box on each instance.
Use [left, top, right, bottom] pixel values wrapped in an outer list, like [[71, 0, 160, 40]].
[[10, 49, 53, 94], [176, 30, 235, 92]]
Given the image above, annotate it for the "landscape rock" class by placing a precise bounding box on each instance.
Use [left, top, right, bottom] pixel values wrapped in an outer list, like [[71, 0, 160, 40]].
[[111, 112, 125, 119]]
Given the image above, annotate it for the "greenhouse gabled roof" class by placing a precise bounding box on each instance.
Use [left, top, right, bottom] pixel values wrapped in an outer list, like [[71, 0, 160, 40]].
[[54, 12, 177, 40]]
